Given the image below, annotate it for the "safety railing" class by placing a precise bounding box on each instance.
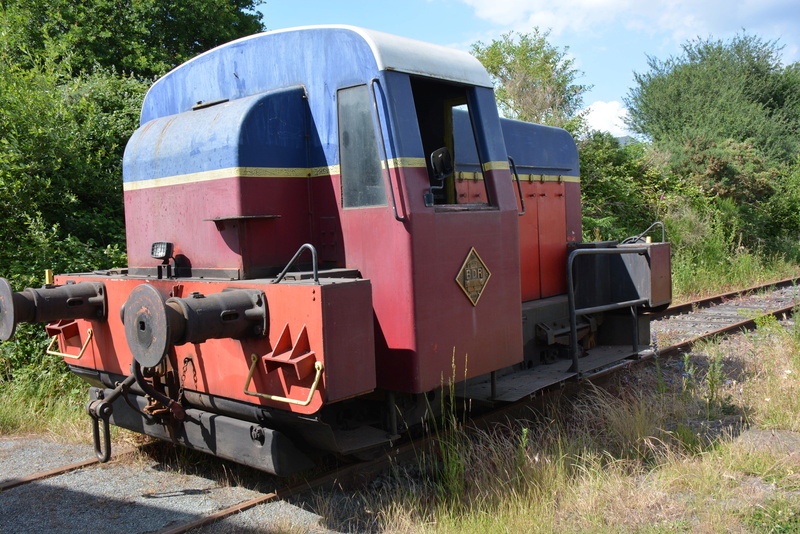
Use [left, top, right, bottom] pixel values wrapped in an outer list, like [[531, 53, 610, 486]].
[[566, 247, 649, 373]]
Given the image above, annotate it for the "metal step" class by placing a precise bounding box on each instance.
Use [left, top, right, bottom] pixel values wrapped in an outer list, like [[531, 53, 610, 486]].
[[458, 345, 650, 403]]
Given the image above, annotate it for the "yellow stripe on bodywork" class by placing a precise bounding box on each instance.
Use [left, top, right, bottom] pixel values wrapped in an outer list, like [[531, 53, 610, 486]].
[[455, 170, 581, 184], [519, 174, 580, 183], [463, 161, 581, 183], [123, 158, 428, 191], [123, 167, 309, 191], [387, 157, 426, 169], [482, 160, 509, 172], [122, 159, 577, 192]]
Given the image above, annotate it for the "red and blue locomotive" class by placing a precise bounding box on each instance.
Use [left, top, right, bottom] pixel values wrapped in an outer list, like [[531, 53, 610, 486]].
[[0, 26, 671, 475]]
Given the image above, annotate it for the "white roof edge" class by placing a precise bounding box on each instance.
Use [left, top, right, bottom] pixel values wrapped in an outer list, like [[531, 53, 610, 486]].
[[336, 25, 494, 88], [198, 25, 495, 88]]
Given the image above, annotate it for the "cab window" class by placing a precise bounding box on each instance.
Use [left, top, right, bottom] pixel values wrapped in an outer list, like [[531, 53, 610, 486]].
[[338, 85, 387, 208], [410, 77, 490, 207]]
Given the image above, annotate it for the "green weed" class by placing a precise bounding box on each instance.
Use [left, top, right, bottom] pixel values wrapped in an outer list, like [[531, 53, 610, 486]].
[[672, 423, 704, 455], [705, 349, 725, 418], [747, 498, 800, 533], [681, 352, 696, 400]]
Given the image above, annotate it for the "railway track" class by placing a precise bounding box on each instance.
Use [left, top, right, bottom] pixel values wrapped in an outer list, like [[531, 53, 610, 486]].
[[2, 276, 798, 533], [0, 450, 128, 492], [651, 277, 800, 358]]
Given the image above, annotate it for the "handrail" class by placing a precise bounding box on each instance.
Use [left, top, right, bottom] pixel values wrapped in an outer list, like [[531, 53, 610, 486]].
[[244, 354, 324, 407], [508, 156, 526, 216], [621, 221, 666, 244], [47, 328, 93, 360], [567, 247, 649, 373], [369, 78, 406, 222], [273, 243, 319, 285]]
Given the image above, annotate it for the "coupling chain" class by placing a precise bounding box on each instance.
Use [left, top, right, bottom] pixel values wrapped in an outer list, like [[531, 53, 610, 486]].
[[178, 356, 197, 403]]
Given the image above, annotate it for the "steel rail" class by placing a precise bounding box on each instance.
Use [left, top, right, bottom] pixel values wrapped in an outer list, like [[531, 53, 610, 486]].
[[156, 440, 430, 534], [654, 302, 797, 360], [656, 276, 800, 319], [0, 445, 141, 491], [579, 277, 800, 383]]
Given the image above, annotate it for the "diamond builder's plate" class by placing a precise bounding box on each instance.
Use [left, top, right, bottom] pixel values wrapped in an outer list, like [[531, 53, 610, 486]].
[[455, 247, 491, 306]]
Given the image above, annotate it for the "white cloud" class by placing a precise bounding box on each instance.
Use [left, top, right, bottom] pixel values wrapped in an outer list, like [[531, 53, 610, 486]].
[[458, 0, 629, 35], [584, 101, 630, 137], [455, 0, 800, 49]]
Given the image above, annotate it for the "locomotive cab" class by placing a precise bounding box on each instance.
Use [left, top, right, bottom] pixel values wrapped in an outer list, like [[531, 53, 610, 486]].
[[0, 25, 671, 475], [340, 71, 524, 394]]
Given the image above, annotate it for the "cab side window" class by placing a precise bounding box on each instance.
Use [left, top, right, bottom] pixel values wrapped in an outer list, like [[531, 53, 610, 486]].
[[337, 85, 387, 208]]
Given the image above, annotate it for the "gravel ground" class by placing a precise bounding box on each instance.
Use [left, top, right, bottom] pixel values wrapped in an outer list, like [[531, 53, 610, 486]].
[[652, 285, 800, 344], [0, 436, 347, 534], [189, 498, 355, 534], [0, 436, 90, 480]]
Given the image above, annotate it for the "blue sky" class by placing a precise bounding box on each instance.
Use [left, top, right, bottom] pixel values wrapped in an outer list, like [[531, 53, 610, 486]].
[[259, 0, 800, 136]]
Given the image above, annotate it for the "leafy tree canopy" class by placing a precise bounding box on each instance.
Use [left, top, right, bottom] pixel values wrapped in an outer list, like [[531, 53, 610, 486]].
[[0, 59, 144, 287], [625, 32, 800, 165], [471, 29, 590, 134], [0, 0, 266, 288], [0, 0, 265, 77], [578, 132, 671, 241]]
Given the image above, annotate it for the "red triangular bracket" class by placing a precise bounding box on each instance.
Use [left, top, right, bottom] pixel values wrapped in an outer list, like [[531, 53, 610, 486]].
[[45, 319, 82, 349], [262, 324, 316, 380]]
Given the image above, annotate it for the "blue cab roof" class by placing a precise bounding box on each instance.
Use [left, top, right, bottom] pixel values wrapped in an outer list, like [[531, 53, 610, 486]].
[[140, 25, 492, 124]]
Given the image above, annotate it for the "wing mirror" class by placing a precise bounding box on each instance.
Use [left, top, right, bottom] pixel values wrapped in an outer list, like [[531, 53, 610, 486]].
[[424, 147, 453, 206]]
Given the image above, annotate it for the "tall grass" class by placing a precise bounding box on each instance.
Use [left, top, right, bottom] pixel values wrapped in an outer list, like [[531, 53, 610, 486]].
[[0, 377, 87, 440], [672, 245, 798, 301], [0, 323, 88, 438], [666, 201, 800, 300], [308, 313, 800, 533]]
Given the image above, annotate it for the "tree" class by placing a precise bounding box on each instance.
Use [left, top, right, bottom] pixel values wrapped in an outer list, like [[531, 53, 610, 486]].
[[0, 59, 143, 286], [0, 0, 267, 289], [0, 0, 265, 77], [578, 132, 668, 240], [623, 31, 800, 258], [625, 33, 800, 165], [0, 0, 265, 397], [471, 30, 590, 133]]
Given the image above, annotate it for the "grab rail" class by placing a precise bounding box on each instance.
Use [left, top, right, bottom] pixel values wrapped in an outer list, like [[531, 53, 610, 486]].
[[46, 328, 93, 360], [243, 354, 324, 407], [273, 243, 319, 285], [508, 156, 526, 216], [621, 221, 666, 244], [369, 78, 406, 222]]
